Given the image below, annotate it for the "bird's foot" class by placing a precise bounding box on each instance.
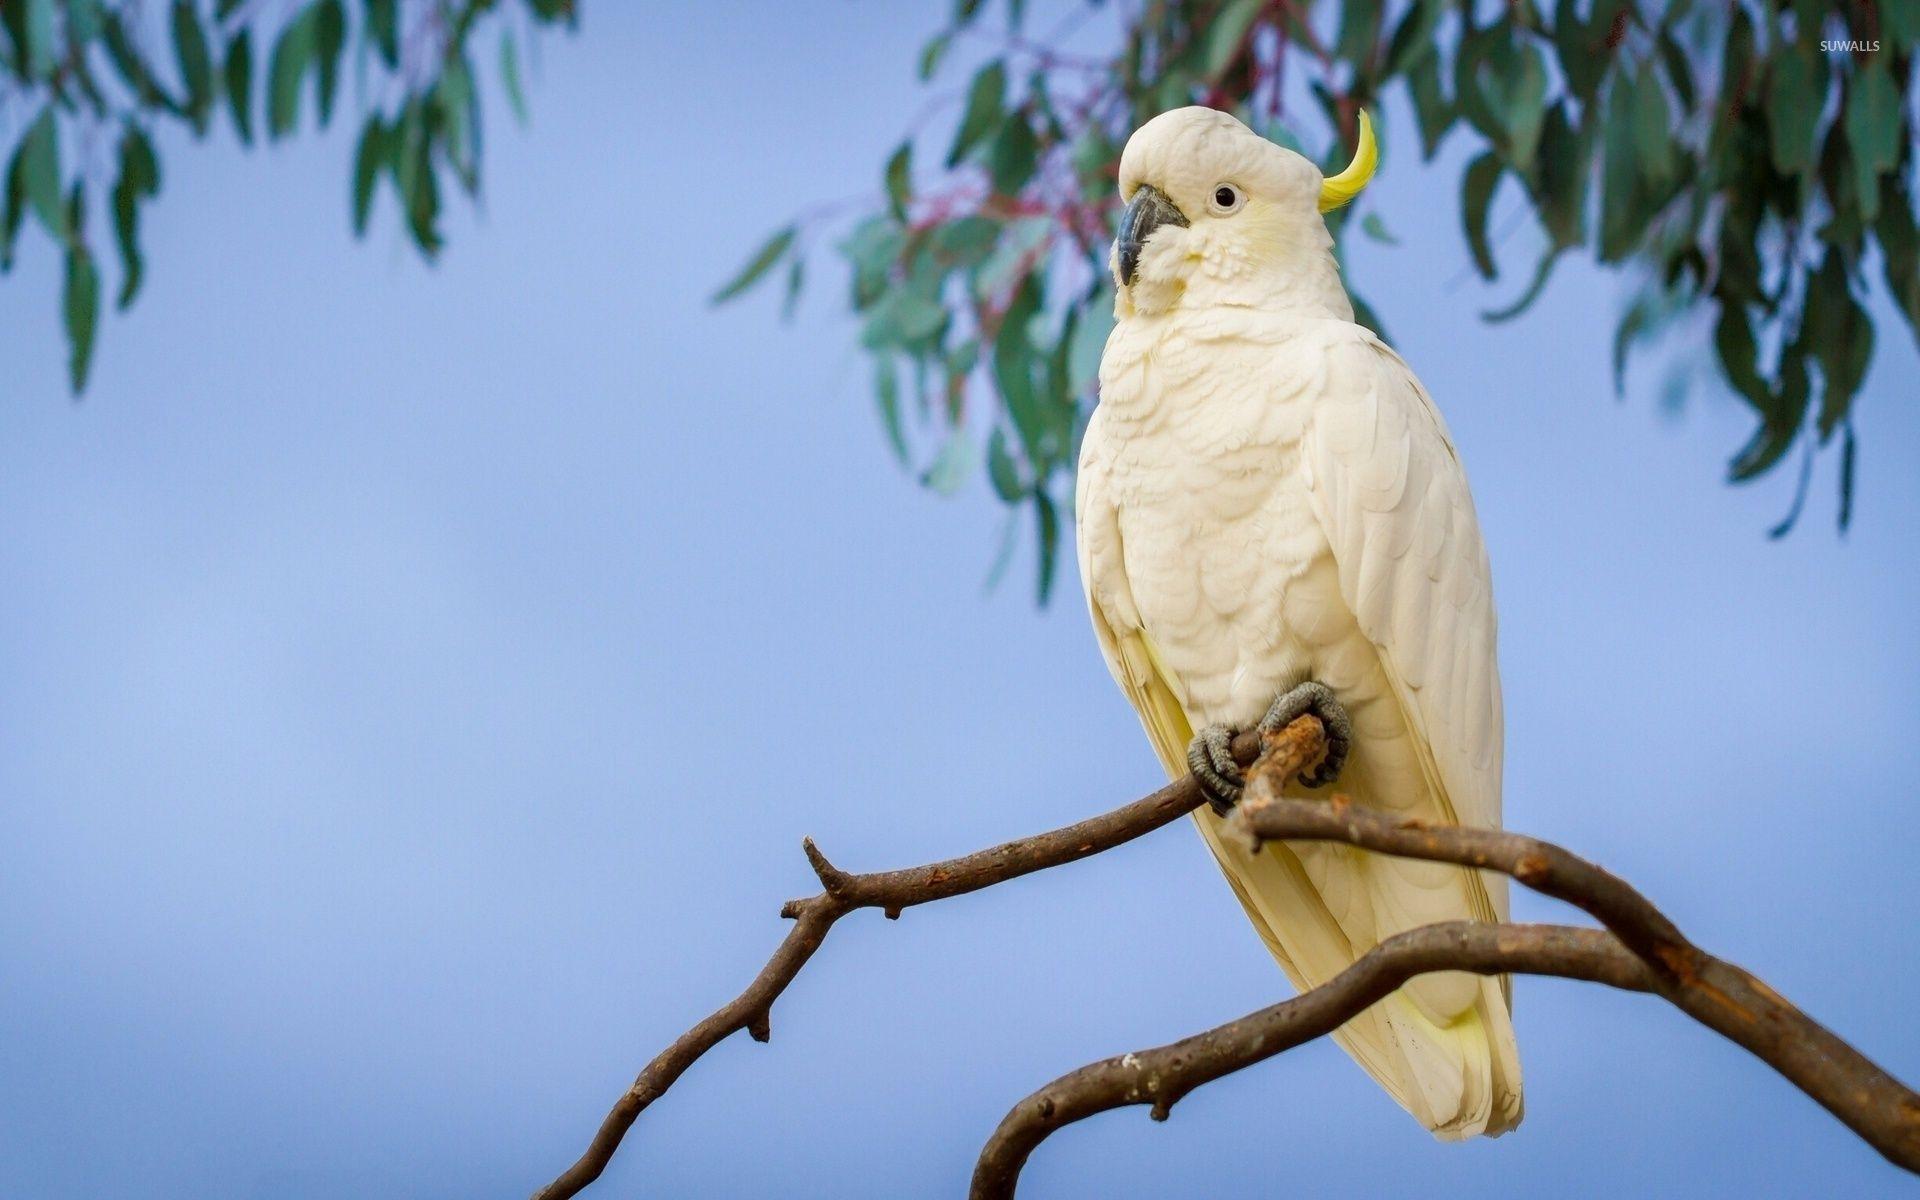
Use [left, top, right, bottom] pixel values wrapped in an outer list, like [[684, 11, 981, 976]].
[[1186, 724, 1243, 817], [1256, 680, 1352, 790]]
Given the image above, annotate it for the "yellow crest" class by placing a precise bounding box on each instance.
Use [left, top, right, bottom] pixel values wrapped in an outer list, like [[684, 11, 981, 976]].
[[1318, 110, 1377, 213]]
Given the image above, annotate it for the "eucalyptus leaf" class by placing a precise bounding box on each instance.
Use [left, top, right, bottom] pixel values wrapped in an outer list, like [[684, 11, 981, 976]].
[[712, 225, 797, 304]]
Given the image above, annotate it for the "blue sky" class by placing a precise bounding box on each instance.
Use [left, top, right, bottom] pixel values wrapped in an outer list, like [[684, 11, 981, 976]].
[[2, 4, 1917, 1198]]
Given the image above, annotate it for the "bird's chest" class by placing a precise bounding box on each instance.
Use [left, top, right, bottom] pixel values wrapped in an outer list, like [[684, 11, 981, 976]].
[[1093, 323, 1334, 720]]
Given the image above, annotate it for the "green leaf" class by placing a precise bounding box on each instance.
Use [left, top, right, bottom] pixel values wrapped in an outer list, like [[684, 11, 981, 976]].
[[974, 215, 1051, 299], [874, 356, 909, 464], [437, 53, 479, 190], [1803, 250, 1872, 440], [917, 30, 951, 80], [921, 428, 977, 495], [1766, 45, 1822, 176], [861, 284, 946, 350], [268, 4, 320, 138], [1598, 74, 1642, 262], [1843, 58, 1899, 221], [1876, 179, 1920, 335], [947, 60, 1006, 167], [351, 115, 388, 235], [1838, 423, 1856, 532], [1502, 42, 1549, 168], [986, 426, 1025, 501], [365, 0, 399, 66], [21, 0, 55, 79], [64, 240, 101, 392], [501, 30, 529, 125], [64, 0, 103, 44], [1405, 52, 1454, 158], [1032, 489, 1059, 605], [1530, 101, 1590, 247], [1611, 293, 1651, 396], [1359, 212, 1398, 244], [1630, 63, 1677, 197], [781, 254, 804, 322], [884, 141, 911, 221], [1656, 27, 1695, 111], [315, 0, 346, 126], [224, 30, 254, 144], [1461, 152, 1501, 279], [711, 225, 797, 304], [102, 11, 172, 108], [111, 125, 160, 308], [1482, 249, 1559, 322], [986, 113, 1037, 194], [171, 0, 214, 127], [17, 108, 65, 241], [1, 145, 25, 270], [1713, 303, 1770, 414], [839, 215, 904, 308], [1203, 0, 1263, 78], [1383, 0, 1444, 79], [394, 98, 441, 256], [1552, 0, 1609, 102]]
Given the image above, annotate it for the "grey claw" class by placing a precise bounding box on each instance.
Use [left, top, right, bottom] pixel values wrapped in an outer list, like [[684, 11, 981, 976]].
[[1187, 723, 1243, 815], [1256, 681, 1352, 789]]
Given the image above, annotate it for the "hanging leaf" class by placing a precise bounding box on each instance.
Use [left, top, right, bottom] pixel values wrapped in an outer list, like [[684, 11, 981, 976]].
[[1203, 0, 1264, 79], [111, 125, 161, 308], [224, 30, 254, 144], [15, 108, 66, 242], [1360, 212, 1399, 244], [986, 426, 1025, 501], [1032, 489, 1060, 605], [711, 225, 797, 304], [350, 115, 389, 234], [314, 0, 347, 127], [921, 427, 978, 495], [171, 1, 215, 128], [884, 141, 912, 221], [267, 4, 320, 138], [1765, 45, 1821, 176], [1843, 59, 1899, 221], [366, 0, 399, 67], [947, 60, 1006, 167], [501, 30, 529, 125], [64, 239, 101, 392], [1461, 152, 1502, 279]]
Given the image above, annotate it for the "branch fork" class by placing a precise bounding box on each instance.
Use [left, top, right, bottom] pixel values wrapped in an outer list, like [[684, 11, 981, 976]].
[[535, 716, 1920, 1200]]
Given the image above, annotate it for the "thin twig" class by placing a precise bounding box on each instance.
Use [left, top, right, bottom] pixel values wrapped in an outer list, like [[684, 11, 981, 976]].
[[528, 719, 1329, 1200]]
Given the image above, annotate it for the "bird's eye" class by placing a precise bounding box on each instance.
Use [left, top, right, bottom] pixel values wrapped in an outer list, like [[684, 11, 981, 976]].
[[1209, 184, 1244, 215]]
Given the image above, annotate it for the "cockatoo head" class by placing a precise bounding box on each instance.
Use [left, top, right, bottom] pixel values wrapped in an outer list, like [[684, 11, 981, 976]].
[[1111, 106, 1375, 315]]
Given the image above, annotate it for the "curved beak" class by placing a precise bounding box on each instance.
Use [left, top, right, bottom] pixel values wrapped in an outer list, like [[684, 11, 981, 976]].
[[1115, 184, 1188, 288]]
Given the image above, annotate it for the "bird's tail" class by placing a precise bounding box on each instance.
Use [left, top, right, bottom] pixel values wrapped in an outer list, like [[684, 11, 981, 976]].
[[1193, 810, 1524, 1138], [1107, 626, 1522, 1134]]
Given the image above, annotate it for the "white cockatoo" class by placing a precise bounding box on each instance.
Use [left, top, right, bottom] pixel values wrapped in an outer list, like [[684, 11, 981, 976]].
[[1074, 106, 1521, 1137]]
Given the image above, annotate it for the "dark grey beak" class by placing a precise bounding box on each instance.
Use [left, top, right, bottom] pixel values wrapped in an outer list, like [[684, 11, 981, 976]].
[[1116, 184, 1189, 288]]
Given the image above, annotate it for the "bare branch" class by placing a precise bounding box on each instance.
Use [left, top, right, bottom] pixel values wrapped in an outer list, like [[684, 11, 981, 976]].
[[967, 726, 1920, 1197], [529, 719, 1328, 1200], [971, 923, 1650, 1198]]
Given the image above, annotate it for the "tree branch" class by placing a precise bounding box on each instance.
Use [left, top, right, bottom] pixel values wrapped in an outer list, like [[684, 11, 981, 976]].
[[967, 726, 1920, 1197], [971, 922, 1651, 1198], [529, 718, 1328, 1200]]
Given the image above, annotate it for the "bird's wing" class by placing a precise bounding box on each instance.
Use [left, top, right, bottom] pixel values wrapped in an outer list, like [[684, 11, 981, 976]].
[[1300, 324, 1506, 916], [1073, 413, 1437, 1118], [1074, 415, 1193, 779]]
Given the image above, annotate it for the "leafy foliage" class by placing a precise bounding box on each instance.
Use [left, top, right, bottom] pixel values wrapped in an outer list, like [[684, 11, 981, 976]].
[[719, 0, 1919, 598], [0, 0, 575, 392]]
